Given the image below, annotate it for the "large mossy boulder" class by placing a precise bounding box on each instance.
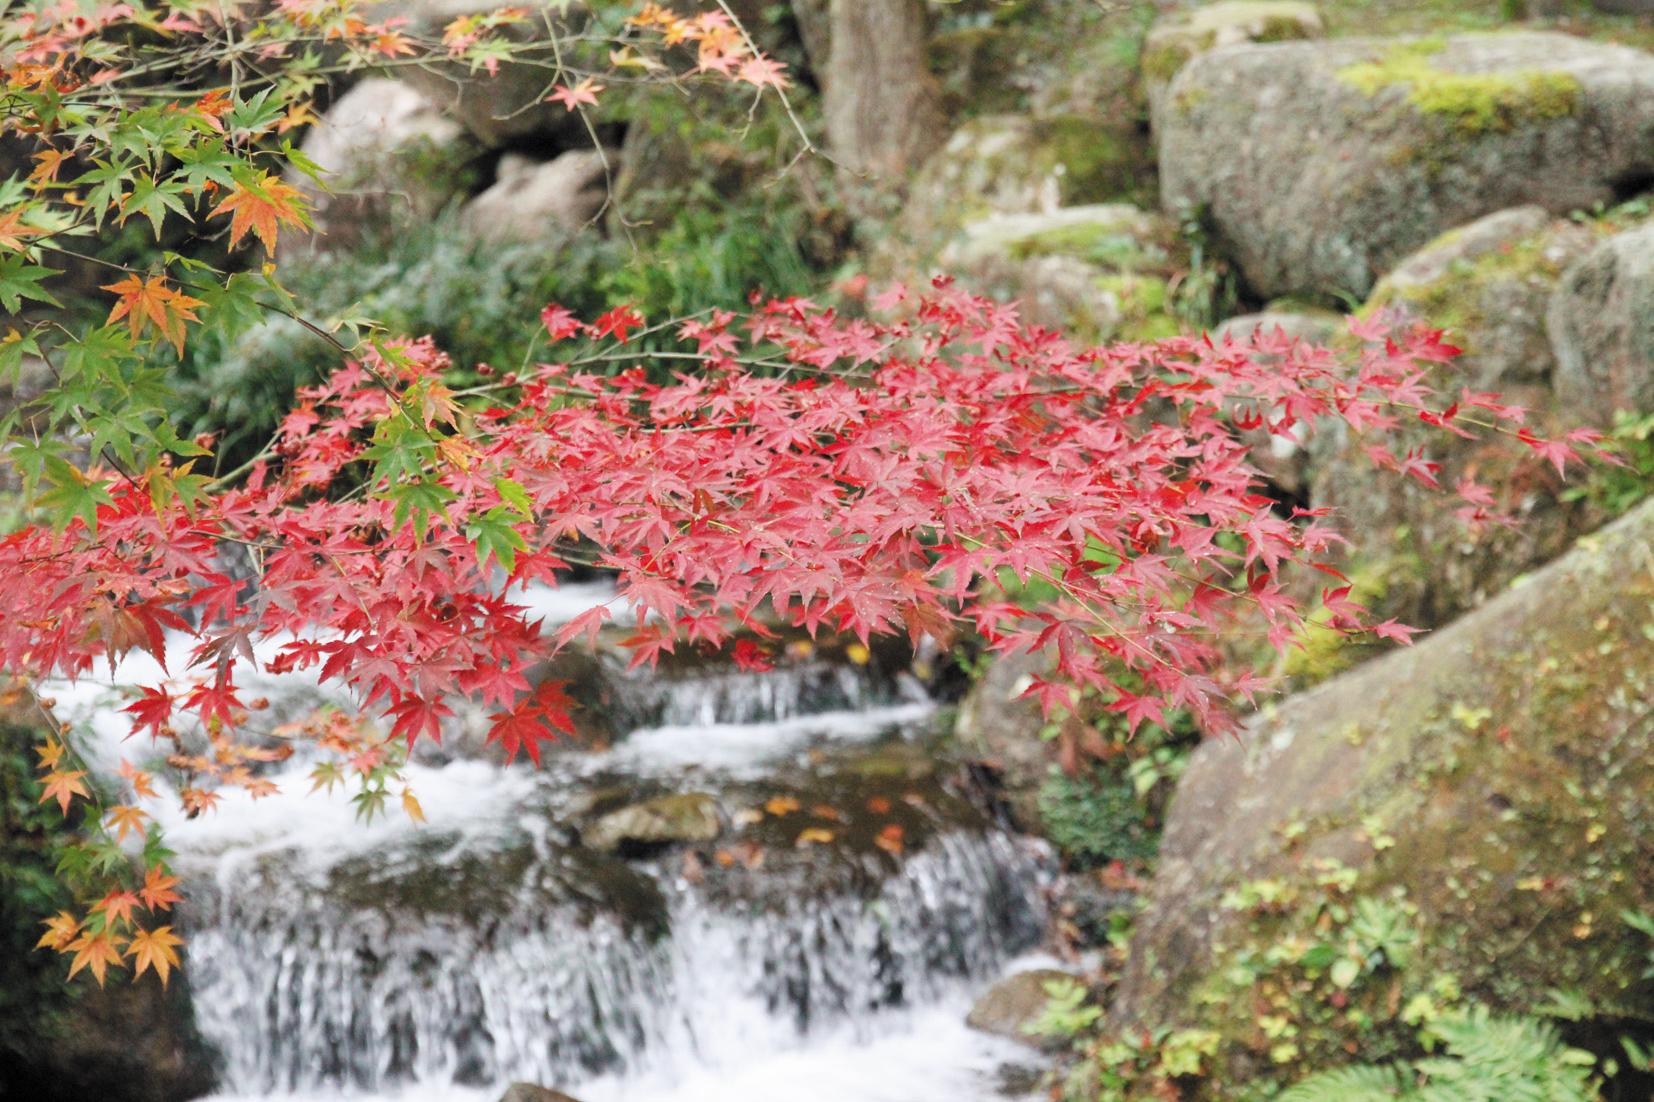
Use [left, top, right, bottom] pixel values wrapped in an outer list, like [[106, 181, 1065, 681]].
[[1158, 32, 1654, 300], [1108, 499, 1654, 1083], [1549, 222, 1654, 421], [1307, 206, 1607, 630], [365, 0, 591, 150]]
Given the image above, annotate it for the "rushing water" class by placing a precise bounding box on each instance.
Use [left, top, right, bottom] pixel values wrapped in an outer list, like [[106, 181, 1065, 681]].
[[49, 584, 1053, 1102]]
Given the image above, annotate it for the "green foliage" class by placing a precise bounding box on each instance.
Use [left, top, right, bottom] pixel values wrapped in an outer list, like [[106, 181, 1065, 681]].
[[1562, 410, 1654, 518], [1279, 1007, 1600, 1102], [1170, 204, 1243, 330], [169, 185, 831, 464], [0, 716, 76, 1064], [1038, 766, 1159, 866], [1028, 976, 1104, 1043]]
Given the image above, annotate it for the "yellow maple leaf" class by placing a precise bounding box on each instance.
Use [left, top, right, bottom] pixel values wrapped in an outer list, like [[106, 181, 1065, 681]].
[[208, 171, 309, 253], [101, 274, 204, 355], [127, 925, 184, 987], [35, 737, 64, 770], [35, 910, 80, 951], [401, 788, 426, 823]]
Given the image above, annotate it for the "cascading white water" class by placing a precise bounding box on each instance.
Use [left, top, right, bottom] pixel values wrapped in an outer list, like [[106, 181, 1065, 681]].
[[48, 585, 1054, 1102]]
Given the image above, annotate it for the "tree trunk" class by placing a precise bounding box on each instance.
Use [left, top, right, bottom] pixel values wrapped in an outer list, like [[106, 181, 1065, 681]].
[[814, 0, 945, 180]]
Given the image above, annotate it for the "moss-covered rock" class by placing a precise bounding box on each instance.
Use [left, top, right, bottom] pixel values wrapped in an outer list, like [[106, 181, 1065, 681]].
[[1309, 206, 1608, 630], [1106, 499, 1654, 1090], [903, 115, 1157, 254], [1157, 32, 1654, 300], [941, 204, 1185, 340], [581, 792, 724, 854], [1143, 2, 1326, 131], [966, 968, 1079, 1049], [0, 695, 215, 1102]]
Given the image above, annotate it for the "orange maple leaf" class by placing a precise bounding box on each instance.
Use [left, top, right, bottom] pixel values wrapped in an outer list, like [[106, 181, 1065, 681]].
[[38, 767, 89, 815], [208, 172, 309, 253], [101, 274, 204, 355], [106, 803, 148, 842], [0, 207, 47, 252], [29, 148, 73, 187], [139, 865, 183, 912], [92, 889, 142, 929], [127, 925, 184, 986], [66, 929, 126, 986]]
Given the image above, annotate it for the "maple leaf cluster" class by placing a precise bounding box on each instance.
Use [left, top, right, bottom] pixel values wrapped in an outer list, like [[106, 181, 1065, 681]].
[[1, 283, 1590, 781]]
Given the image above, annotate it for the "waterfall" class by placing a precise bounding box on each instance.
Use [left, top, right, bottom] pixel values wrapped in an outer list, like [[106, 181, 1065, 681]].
[[47, 584, 1053, 1101]]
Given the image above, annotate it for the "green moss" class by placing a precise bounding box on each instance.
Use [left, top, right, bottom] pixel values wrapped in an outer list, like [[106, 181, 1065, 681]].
[[1339, 39, 1582, 134], [1282, 552, 1417, 686], [1096, 273, 1181, 341], [1172, 85, 1210, 115], [1031, 116, 1155, 206], [1362, 228, 1580, 351], [1141, 42, 1193, 83], [1009, 220, 1169, 272]]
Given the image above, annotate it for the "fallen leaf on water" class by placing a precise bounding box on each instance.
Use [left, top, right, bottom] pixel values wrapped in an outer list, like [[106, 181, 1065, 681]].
[[874, 824, 905, 855], [865, 796, 892, 815], [764, 795, 801, 816], [733, 808, 764, 827], [810, 804, 846, 823], [795, 827, 835, 847]]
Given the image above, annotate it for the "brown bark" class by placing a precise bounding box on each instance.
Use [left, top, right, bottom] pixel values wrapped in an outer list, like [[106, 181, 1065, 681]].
[[815, 0, 945, 180]]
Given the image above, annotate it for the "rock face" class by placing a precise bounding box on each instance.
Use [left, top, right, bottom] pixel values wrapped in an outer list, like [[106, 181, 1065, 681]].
[[461, 151, 610, 245], [966, 968, 1078, 1049], [1142, 1, 1325, 132], [288, 78, 472, 255], [1307, 206, 1606, 629], [952, 650, 1054, 831], [1159, 32, 1654, 300], [1549, 222, 1654, 420], [1109, 500, 1654, 1068], [582, 792, 723, 853]]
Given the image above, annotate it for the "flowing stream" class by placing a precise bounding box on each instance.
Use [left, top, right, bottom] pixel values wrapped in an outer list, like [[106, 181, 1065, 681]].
[[50, 583, 1054, 1102]]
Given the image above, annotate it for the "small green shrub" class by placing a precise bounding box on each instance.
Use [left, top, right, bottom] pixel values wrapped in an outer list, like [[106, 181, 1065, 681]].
[[170, 186, 833, 467], [1278, 1007, 1600, 1102], [1038, 766, 1159, 866]]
